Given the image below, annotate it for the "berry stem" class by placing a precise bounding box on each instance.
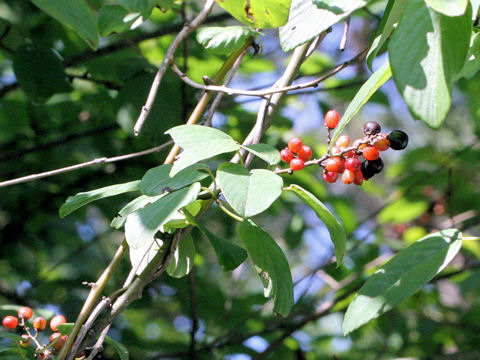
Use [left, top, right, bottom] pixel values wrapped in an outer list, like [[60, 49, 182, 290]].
[[19, 317, 43, 350]]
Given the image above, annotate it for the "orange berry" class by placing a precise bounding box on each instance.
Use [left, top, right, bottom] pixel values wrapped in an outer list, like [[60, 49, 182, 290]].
[[20, 334, 31, 348], [353, 171, 364, 185], [50, 332, 67, 351], [325, 157, 345, 173], [34, 317, 47, 331], [50, 315, 66, 332], [2, 316, 18, 329], [374, 133, 390, 151], [280, 148, 294, 163], [297, 145, 312, 161], [341, 169, 355, 184], [323, 171, 338, 183], [335, 135, 350, 148], [18, 306, 33, 321], [324, 110, 340, 128], [290, 158, 305, 171], [362, 147, 380, 161], [287, 137, 303, 153]]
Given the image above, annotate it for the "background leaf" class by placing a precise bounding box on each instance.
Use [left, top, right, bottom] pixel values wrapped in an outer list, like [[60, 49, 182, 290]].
[[237, 220, 294, 317], [240, 143, 281, 165], [217, 163, 283, 218], [286, 184, 346, 265], [166, 235, 195, 278], [343, 229, 463, 335], [105, 336, 130, 360], [125, 183, 200, 249], [60, 181, 140, 218], [389, 0, 471, 128], [166, 125, 240, 176], [425, 0, 468, 16], [196, 26, 258, 54], [31, 0, 98, 49]]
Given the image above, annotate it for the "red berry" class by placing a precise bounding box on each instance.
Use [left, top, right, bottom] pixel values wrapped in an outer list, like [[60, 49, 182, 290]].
[[362, 147, 380, 161], [280, 148, 294, 163], [50, 332, 67, 351], [325, 157, 345, 173], [18, 306, 33, 321], [290, 158, 305, 171], [353, 171, 364, 185], [341, 169, 355, 184], [324, 110, 340, 129], [33, 317, 47, 331], [2, 316, 18, 329], [323, 171, 338, 183], [50, 315, 66, 332], [335, 135, 350, 148], [287, 137, 303, 153], [20, 334, 31, 348], [345, 158, 362, 172], [297, 145, 312, 161]]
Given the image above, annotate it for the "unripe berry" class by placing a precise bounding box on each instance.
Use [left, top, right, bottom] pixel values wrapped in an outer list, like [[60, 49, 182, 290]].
[[335, 135, 350, 148], [290, 158, 305, 171], [50, 332, 67, 351], [287, 137, 303, 153], [2, 316, 18, 329], [280, 148, 294, 163], [18, 306, 33, 321], [353, 171, 364, 185], [20, 334, 31, 348], [324, 157, 345, 173], [331, 146, 342, 156], [324, 110, 340, 129], [323, 171, 338, 183], [345, 157, 362, 172], [297, 145, 312, 161], [341, 170, 355, 184], [34, 317, 47, 331], [364, 121, 381, 135], [50, 315, 66, 332], [387, 130, 408, 150], [362, 146, 380, 161], [374, 134, 390, 151]]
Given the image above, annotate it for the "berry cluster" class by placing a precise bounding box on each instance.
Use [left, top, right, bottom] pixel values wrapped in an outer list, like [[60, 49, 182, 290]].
[[2, 307, 68, 359], [279, 110, 409, 185], [280, 137, 313, 171]]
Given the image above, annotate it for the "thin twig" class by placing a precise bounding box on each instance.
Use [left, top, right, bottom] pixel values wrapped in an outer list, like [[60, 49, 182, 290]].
[[133, 0, 215, 135], [340, 17, 350, 51], [170, 47, 367, 98], [0, 141, 172, 188]]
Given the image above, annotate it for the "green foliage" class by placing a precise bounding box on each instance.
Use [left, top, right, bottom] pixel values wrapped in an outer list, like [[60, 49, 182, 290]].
[[166, 235, 195, 278], [240, 143, 281, 165], [425, 0, 469, 16], [343, 229, 463, 335], [216, 163, 283, 218], [238, 220, 294, 317], [196, 26, 259, 54]]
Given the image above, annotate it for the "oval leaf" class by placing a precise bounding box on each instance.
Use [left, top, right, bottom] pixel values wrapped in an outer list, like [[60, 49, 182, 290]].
[[240, 143, 281, 165], [111, 195, 163, 229], [129, 236, 171, 275], [140, 163, 209, 196], [105, 336, 129, 360], [389, 0, 471, 128], [217, 163, 283, 218], [31, 0, 98, 49], [343, 228, 463, 335], [125, 183, 200, 249], [425, 0, 468, 16], [184, 209, 247, 271], [166, 125, 240, 176], [286, 184, 346, 265], [237, 220, 294, 317], [196, 26, 259, 54], [166, 234, 195, 278], [330, 60, 391, 146], [60, 181, 141, 218], [214, 0, 292, 29]]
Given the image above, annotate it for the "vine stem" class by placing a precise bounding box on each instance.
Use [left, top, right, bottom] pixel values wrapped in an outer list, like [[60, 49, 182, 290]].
[[57, 240, 128, 360], [163, 40, 253, 164]]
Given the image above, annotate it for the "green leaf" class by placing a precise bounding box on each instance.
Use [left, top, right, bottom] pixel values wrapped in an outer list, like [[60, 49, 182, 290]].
[[184, 210, 247, 271], [105, 336, 129, 360], [216, 163, 283, 218], [196, 26, 258, 54], [214, 0, 292, 29], [330, 60, 391, 147], [313, 0, 367, 14], [31, 0, 98, 49], [389, 0, 471, 128], [125, 183, 200, 248], [60, 181, 141, 218], [425, 0, 468, 16], [377, 197, 430, 225], [286, 184, 346, 265], [456, 32, 480, 79], [366, 0, 408, 70], [129, 236, 171, 275], [0, 332, 23, 342], [343, 229, 463, 335], [166, 235, 195, 278], [56, 323, 74, 334], [240, 143, 281, 165], [237, 220, 294, 317], [166, 125, 240, 176], [279, 0, 366, 52], [140, 163, 209, 196], [13, 44, 71, 102], [111, 195, 163, 229], [97, 5, 133, 36]]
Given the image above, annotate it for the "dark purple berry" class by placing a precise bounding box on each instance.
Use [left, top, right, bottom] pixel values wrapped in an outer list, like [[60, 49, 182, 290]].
[[364, 121, 381, 136], [364, 158, 384, 174], [387, 130, 408, 150], [361, 161, 375, 180]]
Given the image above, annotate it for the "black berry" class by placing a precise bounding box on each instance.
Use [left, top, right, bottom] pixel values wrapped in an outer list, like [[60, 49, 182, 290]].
[[361, 161, 375, 180], [364, 158, 384, 174], [387, 130, 408, 150], [364, 121, 381, 136]]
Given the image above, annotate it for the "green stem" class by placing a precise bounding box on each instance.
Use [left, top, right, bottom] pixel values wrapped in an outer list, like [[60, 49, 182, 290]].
[[217, 200, 244, 222]]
